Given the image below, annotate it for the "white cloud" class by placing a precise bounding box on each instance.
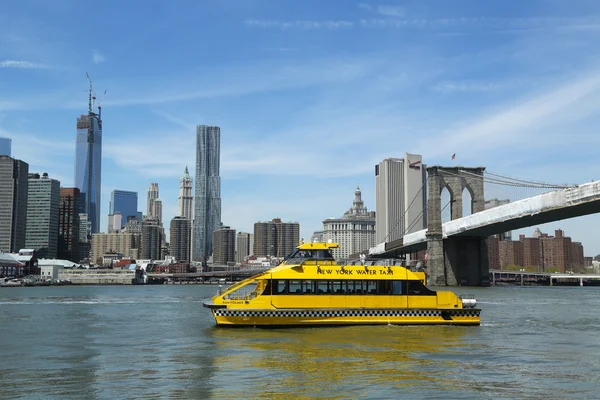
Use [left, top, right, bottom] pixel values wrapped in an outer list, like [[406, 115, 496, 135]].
[[376, 5, 405, 17], [433, 81, 504, 92], [92, 49, 105, 64], [0, 60, 46, 69], [245, 19, 354, 29], [417, 70, 600, 160]]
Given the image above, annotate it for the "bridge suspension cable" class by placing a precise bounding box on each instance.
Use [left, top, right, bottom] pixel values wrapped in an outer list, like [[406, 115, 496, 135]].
[[443, 169, 574, 189], [384, 176, 428, 243]]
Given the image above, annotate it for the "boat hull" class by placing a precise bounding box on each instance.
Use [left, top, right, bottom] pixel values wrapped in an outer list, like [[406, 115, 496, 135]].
[[209, 307, 480, 327]]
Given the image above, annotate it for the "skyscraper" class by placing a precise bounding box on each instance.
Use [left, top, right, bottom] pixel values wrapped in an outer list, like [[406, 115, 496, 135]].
[[58, 187, 80, 262], [110, 190, 139, 227], [147, 183, 159, 217], [74, 78, 103, 234], [25, 173, 60, 258], [375, 154, 427, 244], [0, 138, 11, 156], [0, 156, 28, 253], [213, 226, 236, 264], [193, 125, 221, 261], [170, 216, 191, 263], [178, 166, 193, 220]]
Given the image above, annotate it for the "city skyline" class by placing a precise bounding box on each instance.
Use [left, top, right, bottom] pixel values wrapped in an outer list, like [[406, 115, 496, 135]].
[[2, 1, 600, 254]]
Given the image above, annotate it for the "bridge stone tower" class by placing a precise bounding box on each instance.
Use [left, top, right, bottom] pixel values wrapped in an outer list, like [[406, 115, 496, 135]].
[[426, 166, 489, 286]]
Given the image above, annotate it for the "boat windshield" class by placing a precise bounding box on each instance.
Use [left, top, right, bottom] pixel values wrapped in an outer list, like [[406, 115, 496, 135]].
[[284, 248, 335, 264], [223, 280, 266, 300]]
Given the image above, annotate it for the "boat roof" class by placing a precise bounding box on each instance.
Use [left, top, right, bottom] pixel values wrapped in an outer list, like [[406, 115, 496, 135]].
[[296, 241, 339, 250]]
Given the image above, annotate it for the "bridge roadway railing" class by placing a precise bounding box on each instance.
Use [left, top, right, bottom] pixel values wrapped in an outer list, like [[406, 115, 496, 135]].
[[147, 267, 270, 279], [490, 269, 600, 286]]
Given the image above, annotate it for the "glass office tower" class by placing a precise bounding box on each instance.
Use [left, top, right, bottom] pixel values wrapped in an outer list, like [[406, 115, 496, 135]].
[[110, 190, 139, 228], [192, 125, 221, 261], [74, 111, 102, 234]]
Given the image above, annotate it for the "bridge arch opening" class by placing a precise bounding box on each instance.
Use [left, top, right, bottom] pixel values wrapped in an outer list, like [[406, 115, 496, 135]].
[[440, 186, 452, 223], [462, 186, 473, 216]]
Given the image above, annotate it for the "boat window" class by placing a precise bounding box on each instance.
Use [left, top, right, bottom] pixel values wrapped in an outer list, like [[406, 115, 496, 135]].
[[392, 281, 404, 295], [312, 250, 335, 260], [407, 280, 436, 296], [331, 281, 346, 295], [377, 280, 392, 295], [289, 280, 302, 294], [302, 280, 314, 294], [351, 280, 363, 294], [270, 279, 288, 295], [366, 280, 378, 295], [224, 281, 260, 300], [317, 280, 329, 294]]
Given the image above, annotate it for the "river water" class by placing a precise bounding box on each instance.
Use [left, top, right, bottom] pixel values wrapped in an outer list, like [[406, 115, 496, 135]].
[[0, 285, 599, 399]]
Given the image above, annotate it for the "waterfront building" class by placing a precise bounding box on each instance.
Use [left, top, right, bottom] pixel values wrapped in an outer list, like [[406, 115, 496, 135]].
[[236, 232, 254, 263], [253, 218, 300, 258], [490, 228, 586, 272], [78, 213, 92, 262], [375, 154, 427, 244], [0, 137, 11, 156], [147, 183, 159, 218], [58, 188, 80, 262], [25, 173, 60, 258], [0, 156, 29, 253], [74, 89, 103, 233], [170, 216, 191, 263], [110, 190, 139, 227], [178, 166, 193, 221], [213, 226, 236, 264], [192, 125, 222, 261], [322, 185, 376, 260], [141, 219, 162, 260], [91, 232, 140, 265]]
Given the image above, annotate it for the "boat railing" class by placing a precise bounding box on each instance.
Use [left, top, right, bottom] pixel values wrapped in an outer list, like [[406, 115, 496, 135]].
[[224, 291, 258, 301]]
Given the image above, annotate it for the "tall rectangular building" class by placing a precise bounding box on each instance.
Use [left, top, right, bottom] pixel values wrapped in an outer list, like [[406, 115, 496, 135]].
[[74, 106, 102, 234], [170, 216, 191, 263], [0, 138, 11, 156], [236, 232, 254, 263], [141, 220, 162, 260], [0, 156, 28, 253], [58, 187, 80, 262], [213, 226, 236, 264], [375, 154, 427, 244], [110, 190, 139, 227], [25, 173, 60, 258], [193, 125, 221, 261], [253, 218, 300, 258]]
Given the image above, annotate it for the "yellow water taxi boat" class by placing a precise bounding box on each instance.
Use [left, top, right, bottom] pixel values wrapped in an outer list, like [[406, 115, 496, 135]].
[[203, 241, 480, 327]]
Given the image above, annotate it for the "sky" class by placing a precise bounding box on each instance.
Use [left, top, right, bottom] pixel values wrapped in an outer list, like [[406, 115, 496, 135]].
[[2, 0, 600, 255]]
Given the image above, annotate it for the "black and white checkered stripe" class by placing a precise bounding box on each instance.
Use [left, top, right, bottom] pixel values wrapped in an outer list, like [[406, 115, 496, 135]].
[[214, 308, 480, 318]]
